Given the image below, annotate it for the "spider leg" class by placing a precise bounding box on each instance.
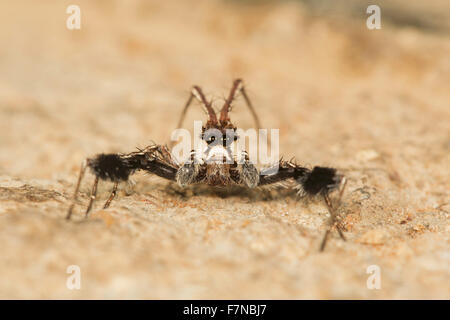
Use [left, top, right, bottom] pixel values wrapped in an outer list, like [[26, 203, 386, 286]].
[[66, 154, 132, 219], [236, 151, 259, 188], [219, 79, 261, 130], [103, 181, 119, 209], [319, 176, 348, 251], [174, 90, 195, 132], [175, 150, 201, 187], [320, 190, 347, 251], [85, 176, 99, 218], [158, 145, 179, 167], [66, 160, 88, 220], [338, 176, 347, 203], [66, 146, 179, 220], [258, 160, 310, 186], [240, 84, 261, 130], [174, 85, 218, 131], [259, 161, 347, 251]]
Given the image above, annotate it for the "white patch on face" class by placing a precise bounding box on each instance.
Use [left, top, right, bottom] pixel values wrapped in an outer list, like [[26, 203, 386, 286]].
[[204, 145, 233, 163]]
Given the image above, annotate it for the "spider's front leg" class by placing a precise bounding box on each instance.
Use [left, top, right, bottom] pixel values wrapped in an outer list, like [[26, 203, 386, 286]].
[[66, 146, 178, 220], [259, 161, 347, 251]]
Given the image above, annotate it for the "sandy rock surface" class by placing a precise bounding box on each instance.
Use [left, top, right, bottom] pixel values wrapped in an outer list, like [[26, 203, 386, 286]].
[[0, 0, 449, 299]]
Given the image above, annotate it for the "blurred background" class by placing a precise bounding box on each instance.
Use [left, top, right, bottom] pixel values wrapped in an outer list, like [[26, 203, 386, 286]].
[[0, 0, 449, 299], [0, 0, 449, 178]]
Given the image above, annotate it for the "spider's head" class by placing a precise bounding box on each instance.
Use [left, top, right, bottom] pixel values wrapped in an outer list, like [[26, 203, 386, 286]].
[[200, 121, 238, 164], [196, 81, 243, 164]]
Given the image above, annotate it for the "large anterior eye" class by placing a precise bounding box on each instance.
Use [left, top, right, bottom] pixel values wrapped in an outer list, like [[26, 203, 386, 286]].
[[202, 129, 222, 146], [222, 132, 238, 147]]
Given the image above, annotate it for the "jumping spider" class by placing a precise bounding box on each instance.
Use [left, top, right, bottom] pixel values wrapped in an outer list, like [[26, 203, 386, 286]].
[[66, 79, 347, 251]]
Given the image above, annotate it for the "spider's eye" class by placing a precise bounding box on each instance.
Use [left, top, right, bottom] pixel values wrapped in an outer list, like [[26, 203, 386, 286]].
[[222, 135, 228, 147], [222, 133, 238, 147], [203, 134, 217, 145], [203, 129, 223, 146]]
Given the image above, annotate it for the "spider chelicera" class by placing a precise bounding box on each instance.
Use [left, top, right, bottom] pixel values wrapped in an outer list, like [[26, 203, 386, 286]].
[[66, 79, 347, 251]]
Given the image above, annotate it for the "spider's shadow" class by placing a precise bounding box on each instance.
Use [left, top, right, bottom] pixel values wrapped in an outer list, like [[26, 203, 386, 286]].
[[162, 183, 299, 202]]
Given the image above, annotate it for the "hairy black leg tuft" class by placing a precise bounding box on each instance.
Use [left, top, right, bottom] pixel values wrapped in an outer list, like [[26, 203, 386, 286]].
[[87, 154, 133, 182], [301, 166, 341, 196]]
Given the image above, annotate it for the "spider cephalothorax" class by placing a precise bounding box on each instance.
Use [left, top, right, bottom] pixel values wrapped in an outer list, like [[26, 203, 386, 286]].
[[66, 79, 347, 251], [175, 80, 259, 188]]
